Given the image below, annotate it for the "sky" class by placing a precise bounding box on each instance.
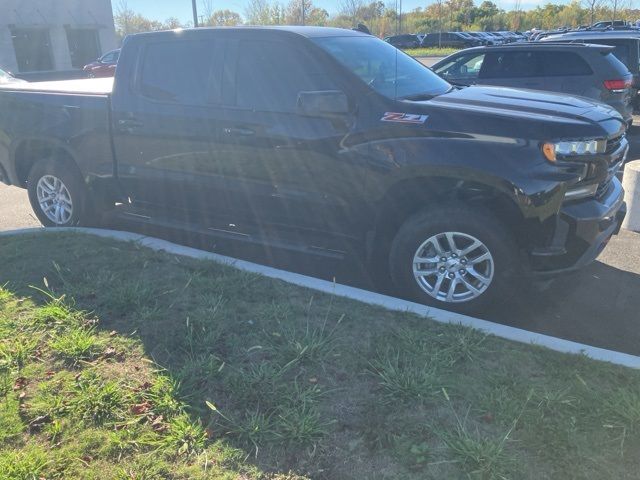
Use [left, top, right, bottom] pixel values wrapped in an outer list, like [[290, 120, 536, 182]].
[[121, 0, 567, 23]]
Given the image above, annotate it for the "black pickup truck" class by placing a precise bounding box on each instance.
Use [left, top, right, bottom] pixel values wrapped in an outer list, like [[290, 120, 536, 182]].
[[0, 27, 628, 313]]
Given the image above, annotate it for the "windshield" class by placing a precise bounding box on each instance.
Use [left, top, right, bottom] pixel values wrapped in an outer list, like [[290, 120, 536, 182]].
[[313, 36, 451, 100]]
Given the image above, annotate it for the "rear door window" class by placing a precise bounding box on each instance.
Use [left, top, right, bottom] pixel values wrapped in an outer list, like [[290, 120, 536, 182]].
[[540, 51, 593, 76], [480, 51, 543, 78], [140, 40, 222, 105]]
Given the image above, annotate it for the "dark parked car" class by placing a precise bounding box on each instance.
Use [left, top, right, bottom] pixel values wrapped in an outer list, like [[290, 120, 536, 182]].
[[83, 49, 120, 78], [432, 43, 633, 127], [421, 32, 481, 48], [0, 27, 628, 313], [464, 32, 495, 45], [591, 20, 630, 28], [383, 34, 420, 49], [541, 31, 640, 107]]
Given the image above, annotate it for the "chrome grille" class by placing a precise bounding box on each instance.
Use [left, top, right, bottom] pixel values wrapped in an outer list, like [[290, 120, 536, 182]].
[[596, 180, 612, 199]]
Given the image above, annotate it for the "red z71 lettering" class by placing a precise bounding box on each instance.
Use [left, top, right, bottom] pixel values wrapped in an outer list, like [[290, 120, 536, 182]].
[[381, 112, 429, 124]]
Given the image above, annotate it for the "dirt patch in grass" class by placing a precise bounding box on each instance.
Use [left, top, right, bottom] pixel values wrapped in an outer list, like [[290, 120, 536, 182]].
[[1, 232, 640, 479]]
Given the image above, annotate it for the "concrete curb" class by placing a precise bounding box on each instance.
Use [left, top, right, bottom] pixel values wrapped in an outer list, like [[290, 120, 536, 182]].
[[3, 226, 640, 369]]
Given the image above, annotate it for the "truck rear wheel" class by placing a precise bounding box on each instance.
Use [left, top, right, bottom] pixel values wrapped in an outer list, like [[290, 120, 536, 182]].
[[389, 204, 521, 314], [27, 158, 90, 227]]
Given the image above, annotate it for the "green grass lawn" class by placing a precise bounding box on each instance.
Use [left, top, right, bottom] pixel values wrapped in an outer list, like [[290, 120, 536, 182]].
[[2, 232, 640, 479], [404, 47, 458, 57]]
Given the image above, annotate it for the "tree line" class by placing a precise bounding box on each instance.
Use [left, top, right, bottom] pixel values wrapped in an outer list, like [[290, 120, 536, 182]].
[[114, 0, 640, 41]]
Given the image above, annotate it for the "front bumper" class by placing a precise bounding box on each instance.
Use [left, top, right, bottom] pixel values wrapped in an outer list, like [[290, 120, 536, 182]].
[[530, 176, 626, 276]]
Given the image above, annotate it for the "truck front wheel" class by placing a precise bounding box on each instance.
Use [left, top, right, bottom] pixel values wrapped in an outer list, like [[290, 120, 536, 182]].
[[389, 204, 521, 314], [27, 158, 90, 227]]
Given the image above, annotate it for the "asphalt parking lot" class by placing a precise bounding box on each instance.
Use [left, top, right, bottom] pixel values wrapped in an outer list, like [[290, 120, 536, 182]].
[[2, 117, 640, 356]]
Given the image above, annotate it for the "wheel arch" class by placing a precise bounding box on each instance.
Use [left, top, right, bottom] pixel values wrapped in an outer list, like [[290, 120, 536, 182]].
[[368, 175, 530, 262], [12, 138, 82, 187]]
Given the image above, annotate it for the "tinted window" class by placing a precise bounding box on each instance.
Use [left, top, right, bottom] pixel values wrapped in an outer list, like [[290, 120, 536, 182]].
[[140, 40, 219, 104], [588, 40, 634, 70], [101, 51, 118, 63], [314, 36, 451, 100], [610, 44, 631, 68], [101, 52, 112, 62], [480, 51, 542, 78], [603, 52, 633, 77], [541, 51, 592, 76], [235, 40, 337, 112]]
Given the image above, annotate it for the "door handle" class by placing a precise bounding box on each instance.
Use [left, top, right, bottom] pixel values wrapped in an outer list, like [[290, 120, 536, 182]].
[[117, 118, 144, 132], [223, 127, 255, 136]]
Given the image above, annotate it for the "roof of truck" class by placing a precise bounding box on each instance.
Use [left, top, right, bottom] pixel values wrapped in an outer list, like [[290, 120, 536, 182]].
[[129, 26, 369, 39]]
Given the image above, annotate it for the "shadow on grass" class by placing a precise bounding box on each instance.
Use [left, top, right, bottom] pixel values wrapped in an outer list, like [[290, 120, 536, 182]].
[[2, 232, 640, 479]]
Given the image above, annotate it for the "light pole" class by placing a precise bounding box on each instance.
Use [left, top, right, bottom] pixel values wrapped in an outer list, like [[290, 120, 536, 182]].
[[192, 0, 199, 27]]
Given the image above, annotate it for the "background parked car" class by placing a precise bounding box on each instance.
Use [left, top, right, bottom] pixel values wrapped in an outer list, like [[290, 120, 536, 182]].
[[591, 20, 630, 28], [83, 49, 120, 78], [466, 31, 496, 45], [541, 31, 640, 107], [0, 67, 25, 84], [421, 32, 481, 48], [384, 34, 421, 49], [431, 43, 633, 127]]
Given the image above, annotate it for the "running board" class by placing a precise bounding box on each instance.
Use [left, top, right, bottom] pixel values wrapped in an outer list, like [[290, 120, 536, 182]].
[[114, 210, 348, 260]]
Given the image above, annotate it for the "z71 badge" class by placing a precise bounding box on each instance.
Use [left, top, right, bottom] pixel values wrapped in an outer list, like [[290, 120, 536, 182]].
[[381, 112, 429, 124]]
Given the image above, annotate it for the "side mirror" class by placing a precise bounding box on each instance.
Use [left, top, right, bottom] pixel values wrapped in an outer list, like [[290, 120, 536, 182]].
[[297, 90, 349, 116]]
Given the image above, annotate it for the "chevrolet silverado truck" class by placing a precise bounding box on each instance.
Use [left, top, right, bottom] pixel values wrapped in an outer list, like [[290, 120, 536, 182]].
[[0, 27, 628, 313]]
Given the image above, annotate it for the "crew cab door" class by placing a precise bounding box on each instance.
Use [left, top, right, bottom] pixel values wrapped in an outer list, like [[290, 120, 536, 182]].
[[111, 35, 226, 222], [207, 37, 367, 244]]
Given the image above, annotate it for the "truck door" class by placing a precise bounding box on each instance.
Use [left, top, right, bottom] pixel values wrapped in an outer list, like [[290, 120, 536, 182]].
[[111, 35, 226, 224], [205, 37, 369, 244]]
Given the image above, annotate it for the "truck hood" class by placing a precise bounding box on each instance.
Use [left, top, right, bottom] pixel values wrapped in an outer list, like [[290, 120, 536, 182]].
[[427, 85, 622, 125]]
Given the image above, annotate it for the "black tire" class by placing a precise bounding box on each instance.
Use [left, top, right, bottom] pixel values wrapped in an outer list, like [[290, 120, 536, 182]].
[[27, 157, 91, 227], [389, 203, 522, 314]]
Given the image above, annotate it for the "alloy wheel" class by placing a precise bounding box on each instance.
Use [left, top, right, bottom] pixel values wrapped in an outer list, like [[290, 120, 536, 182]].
[[36, 175, 73, 225], [412, 231, 494, 303]]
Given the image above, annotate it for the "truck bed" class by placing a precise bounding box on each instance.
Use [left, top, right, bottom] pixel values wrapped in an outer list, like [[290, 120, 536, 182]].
[[0, 77, 113, 95], [0, 77, 114, 187]]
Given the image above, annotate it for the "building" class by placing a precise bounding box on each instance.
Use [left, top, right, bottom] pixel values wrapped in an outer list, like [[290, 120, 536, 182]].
[[0, 0, 117, 75]]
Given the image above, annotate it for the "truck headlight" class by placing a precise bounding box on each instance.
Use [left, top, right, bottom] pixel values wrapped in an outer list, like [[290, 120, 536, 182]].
[[542, 139, 606, 162]]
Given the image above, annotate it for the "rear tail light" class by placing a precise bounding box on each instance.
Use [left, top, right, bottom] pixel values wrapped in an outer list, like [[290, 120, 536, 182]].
[[604, 78, 632, 91]]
